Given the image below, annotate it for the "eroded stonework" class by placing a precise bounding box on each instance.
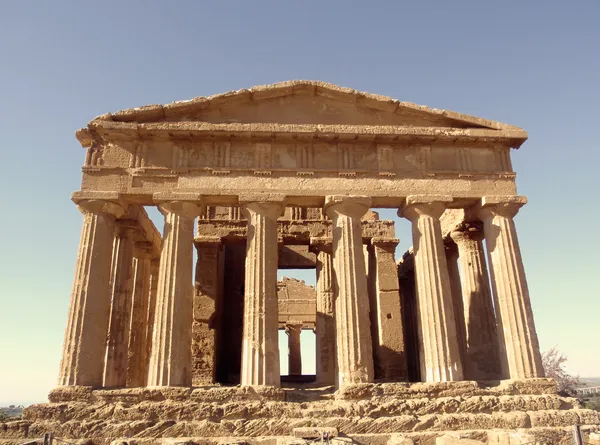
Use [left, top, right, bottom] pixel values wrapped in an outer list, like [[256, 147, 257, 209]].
[[2, 81, 597, 445]]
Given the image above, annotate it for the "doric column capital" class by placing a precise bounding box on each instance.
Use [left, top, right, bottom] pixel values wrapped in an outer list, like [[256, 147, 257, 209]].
[[158, 201, 203, 219], [194, 235, 223, 248], [115, 218, 139, 237], [134, 241, 154, 259], [450, 222, 485, 245], [371, 236, 399, 250], [239, 193, 286, 219], [310, 236, 333, 254], [398, 195, 453, 221], [324, 195, 371, 219], [476, 195, 527, 220], [77, 199, 126, 219], [285, 323, 304, 335]]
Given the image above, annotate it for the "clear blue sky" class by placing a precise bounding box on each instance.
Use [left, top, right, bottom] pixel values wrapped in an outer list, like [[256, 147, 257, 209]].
[[1, 1, 598, 405]]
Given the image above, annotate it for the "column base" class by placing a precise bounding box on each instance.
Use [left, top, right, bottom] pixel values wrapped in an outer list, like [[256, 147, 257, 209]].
[[6, 379, 599, 445]]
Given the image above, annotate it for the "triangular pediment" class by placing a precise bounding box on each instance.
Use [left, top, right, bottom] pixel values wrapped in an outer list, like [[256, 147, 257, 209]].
[[94, 80, 521, 131]]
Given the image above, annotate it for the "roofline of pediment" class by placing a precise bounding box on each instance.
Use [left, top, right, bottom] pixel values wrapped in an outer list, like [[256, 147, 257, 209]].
[[76, 121, 527, 149], [86, 80, 524, 133]]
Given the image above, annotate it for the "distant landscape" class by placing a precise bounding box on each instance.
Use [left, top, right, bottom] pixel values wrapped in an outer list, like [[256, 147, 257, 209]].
[[580, 377, 600, 386]]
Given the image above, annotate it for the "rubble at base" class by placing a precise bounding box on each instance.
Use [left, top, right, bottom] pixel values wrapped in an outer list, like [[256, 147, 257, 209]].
[[1, 380, 598, 445]]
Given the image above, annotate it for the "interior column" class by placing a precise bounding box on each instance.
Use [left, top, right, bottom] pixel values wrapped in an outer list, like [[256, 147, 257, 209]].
[[444, 240, 468, 378], [148, 200, 201, 387], [240, 199, 284, 387], [58, 199, 125, 387], [310, 237, 336, 386], [126, 241, 153, 387], [399, 195, 463, 382], [324, 195, 374, 386], [286, 323, 303, 376], [450, 224, 502, 380], [144, 258, 159, 379], [477, 196, 544, 379], [103, 219, 137, 388]]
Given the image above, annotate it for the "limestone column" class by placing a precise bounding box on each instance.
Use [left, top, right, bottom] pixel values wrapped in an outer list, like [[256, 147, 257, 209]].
[[444, 240, 468, 378], [103, 219, 137, 388], [240, 199, 284, 387], [324, 195, 374, 386], [450, 224, 501, 380], [370, 237, 407, 381], [477, 196, 544, 379], [310, 237, 336, 386], [126, 242, 153, 387], [286, 323, 303, 376], [399, 195, 463, 382], [58, 199, 125, 387], [147, 201, 202, 387], [192, 236, 223, 385], [144, 258, 160, 377]]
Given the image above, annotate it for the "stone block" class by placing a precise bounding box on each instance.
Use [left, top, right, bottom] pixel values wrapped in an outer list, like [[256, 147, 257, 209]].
[[436, 434, 485, 445], [387, 434, 414, 445], [292, 427, 338, 438]]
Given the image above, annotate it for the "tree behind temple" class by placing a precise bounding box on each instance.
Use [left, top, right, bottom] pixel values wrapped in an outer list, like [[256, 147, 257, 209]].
[[542, 346, 579, 396]]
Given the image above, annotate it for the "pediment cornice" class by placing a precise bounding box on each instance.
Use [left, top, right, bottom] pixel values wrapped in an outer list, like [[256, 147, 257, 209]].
[[76, 81, 527, 148]]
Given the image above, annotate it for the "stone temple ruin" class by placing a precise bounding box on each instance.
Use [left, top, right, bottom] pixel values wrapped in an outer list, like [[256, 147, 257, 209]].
[[2, 81, 599, 444]]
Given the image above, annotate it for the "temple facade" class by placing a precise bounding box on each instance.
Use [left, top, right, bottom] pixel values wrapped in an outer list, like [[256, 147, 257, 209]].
[[59, 80, 544, 391], [5, 81, 599, 445]]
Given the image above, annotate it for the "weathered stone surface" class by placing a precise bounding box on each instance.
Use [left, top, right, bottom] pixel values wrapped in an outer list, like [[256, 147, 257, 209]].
[[148, 200, 202, 387], [240, 200, 285, 387], [399, 196, 463, 383], [58, 199, 125, 387], [477, 196, 544, 380], [325, 195, 374, 386]]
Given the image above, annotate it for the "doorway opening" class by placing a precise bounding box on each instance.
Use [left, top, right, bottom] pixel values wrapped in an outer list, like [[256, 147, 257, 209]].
[[277, 268, 317, 383]]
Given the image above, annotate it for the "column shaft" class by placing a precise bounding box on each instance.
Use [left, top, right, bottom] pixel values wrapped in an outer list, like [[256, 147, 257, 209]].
[[399, 195, 463, 382], [286, 323, 303, 376], [478, 197, 544, 379], [240, 201, 284, 387], [144, 259, 160, 377], [148, 202, 200, 387], [325, 195, 374, 386], [104, 221, 137, 388], [451, 226, 502, 380], [126, 243, 152, 387], [444, 241, 468, 378], [312, 238, 336, 385], [58, 200, 125, 386]]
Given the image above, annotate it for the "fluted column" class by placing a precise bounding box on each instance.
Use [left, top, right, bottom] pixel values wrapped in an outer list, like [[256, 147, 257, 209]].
[[240, 200, 284, 387], [450, 224, 501, 380], [147, 201, 201, 387], [126, 242, 153, 387], [325, 195, 374, 386], [477, 196, 544, 379], [399, 195, 463, 382], [444, 240, 468, 378], [58, 199, 125, 387], [104, 220, 137, 388], [144, 258, 159, 377], [286, 323, 303, 376], [310, 237, 336, 385]]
